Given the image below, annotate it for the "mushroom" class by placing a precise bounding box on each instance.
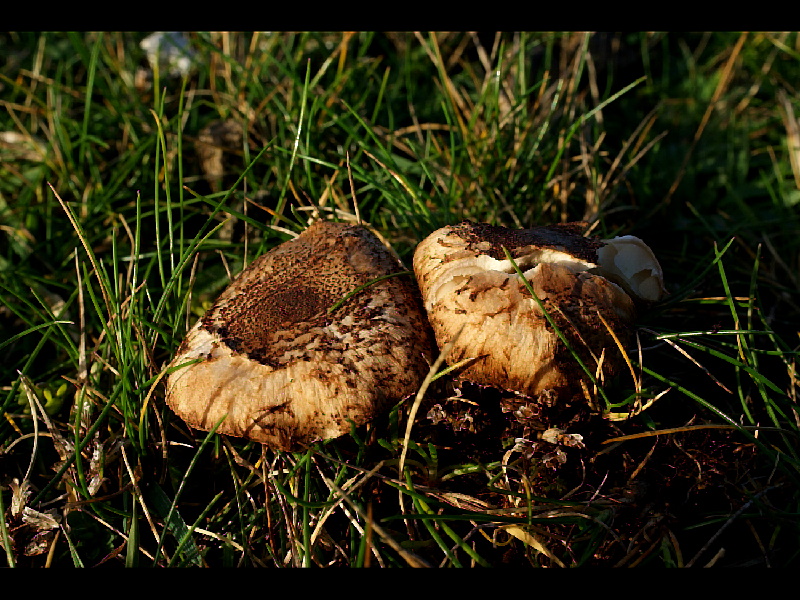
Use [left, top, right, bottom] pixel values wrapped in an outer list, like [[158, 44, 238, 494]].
[[166, 220, 433, 451], [412, 221, 665, 399], [595, 235, 666, 303]]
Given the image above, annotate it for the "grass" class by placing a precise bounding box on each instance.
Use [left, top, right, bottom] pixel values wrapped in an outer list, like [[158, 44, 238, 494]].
[[1, 31, 799, 567]]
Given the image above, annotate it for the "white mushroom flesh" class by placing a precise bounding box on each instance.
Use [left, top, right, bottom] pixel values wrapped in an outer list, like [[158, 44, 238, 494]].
[[595, 235, 666, 303]]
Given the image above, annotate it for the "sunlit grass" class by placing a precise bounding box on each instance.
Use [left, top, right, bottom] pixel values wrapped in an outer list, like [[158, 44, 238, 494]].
[[1, 31, 799, 567]]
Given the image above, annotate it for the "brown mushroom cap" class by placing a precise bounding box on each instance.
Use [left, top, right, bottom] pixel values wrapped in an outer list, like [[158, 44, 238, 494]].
[[166, 220, 433, 451], [413, 222, 660, 398]]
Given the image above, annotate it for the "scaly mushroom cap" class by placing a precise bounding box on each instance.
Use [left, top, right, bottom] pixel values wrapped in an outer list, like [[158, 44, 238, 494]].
[[166, 220, 433, 451], [413, 222, 663, 398]]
